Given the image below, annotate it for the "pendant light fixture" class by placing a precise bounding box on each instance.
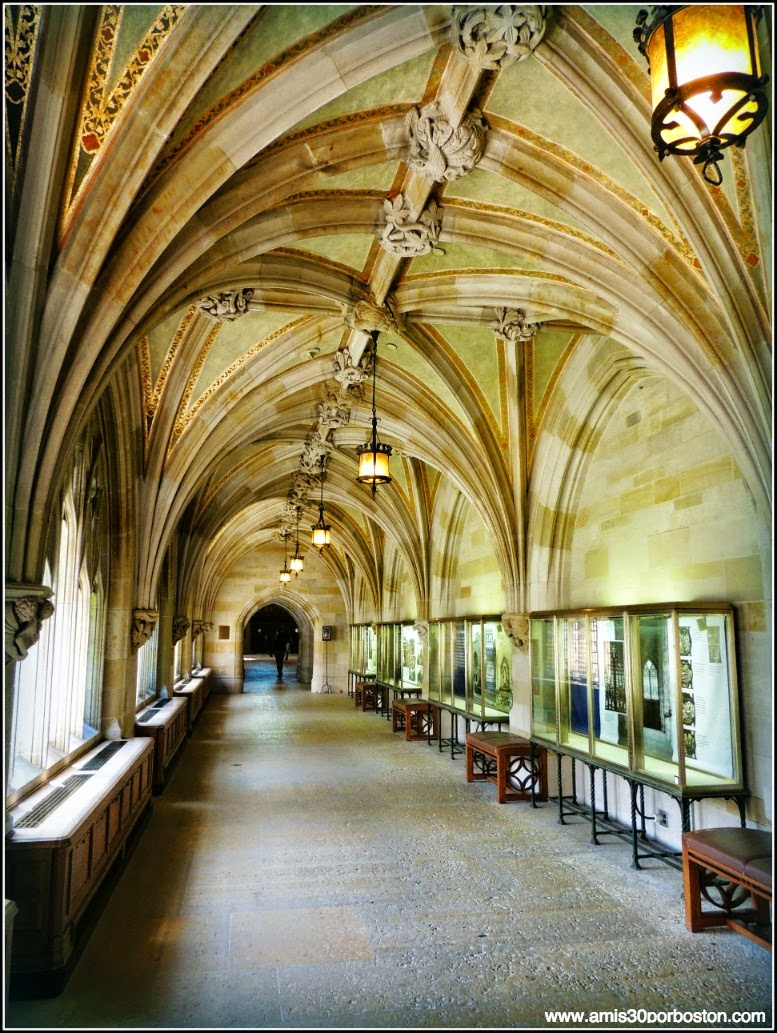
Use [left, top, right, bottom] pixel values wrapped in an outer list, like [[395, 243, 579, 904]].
[[311, 454, 331, 551], [634, 5, 769, 185], [279, 534, 291, 586], [290, 506, 304, 575], [356, 330, 392, 496]]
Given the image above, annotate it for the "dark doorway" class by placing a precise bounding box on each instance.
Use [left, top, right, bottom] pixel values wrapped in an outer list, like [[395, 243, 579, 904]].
[[244, 604, 299, 656]]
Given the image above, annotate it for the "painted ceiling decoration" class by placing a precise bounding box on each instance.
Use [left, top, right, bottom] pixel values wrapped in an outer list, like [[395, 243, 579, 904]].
[[3, 3, 771, 621]]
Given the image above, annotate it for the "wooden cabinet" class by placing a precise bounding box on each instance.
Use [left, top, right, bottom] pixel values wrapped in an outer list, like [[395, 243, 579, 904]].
[[134, 696, 188, 793], [5, 738, 154, 994]]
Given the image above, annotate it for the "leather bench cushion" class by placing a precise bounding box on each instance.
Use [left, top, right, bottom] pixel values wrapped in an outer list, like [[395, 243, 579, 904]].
[[683, 828, 772, 876], [743, 856, 772, 891]]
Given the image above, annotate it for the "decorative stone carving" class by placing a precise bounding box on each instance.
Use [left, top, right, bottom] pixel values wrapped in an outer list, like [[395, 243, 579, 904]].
[[191, 620, 212, 638], [317, 400, 350, 429], [342, 297, 400, 335], [405, 103, 488, 182], [172, 617, 190, 644], [196, 288, 254, 321], [492, 307, 542, 342], [451, 5, 547, 70], [413, 619, 429, 645], [131, 608, 158, 653], [379, 194, 444, 258], [501, 612, 530, 653], [5, 585, 54, 662], [332, 347, 370, 386]]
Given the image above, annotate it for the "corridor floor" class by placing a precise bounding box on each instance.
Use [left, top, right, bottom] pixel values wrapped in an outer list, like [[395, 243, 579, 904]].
[[5, 667, 772, 1030]]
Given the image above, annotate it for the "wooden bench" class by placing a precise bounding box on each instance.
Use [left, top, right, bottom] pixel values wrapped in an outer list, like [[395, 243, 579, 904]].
[[465, 731, 548, 803], [682, 827, 771, 950], [392, 699, 438, 741]]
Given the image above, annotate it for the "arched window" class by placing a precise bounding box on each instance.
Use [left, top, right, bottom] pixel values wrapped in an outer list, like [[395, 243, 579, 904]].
[[7, 423, 108, 798]]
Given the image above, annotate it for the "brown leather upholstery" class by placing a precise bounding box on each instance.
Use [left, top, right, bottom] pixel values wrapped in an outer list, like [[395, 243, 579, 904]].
[[744, 856, 772, 891], [683, 828, 772, 876]]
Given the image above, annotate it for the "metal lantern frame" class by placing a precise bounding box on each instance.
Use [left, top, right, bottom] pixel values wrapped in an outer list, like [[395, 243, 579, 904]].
[[356, 330, 393, 497], [634, 4, 769, 184]]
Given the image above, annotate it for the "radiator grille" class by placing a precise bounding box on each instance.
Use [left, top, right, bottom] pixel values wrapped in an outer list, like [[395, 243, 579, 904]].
[[80, 740, 127, 770], [15, 774, 93, 828], [137, 699, 170, 723]]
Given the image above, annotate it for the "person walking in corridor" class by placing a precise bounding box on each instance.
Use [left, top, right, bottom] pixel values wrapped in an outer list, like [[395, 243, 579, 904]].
[[271, 629, 291, 680]]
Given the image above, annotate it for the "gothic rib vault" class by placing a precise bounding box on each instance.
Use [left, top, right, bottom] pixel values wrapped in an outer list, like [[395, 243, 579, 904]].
[[5, 5, 772, 636]]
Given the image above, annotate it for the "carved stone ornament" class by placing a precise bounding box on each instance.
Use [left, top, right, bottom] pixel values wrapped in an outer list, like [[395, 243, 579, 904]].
[[501, 612, 530, 653], [196, 288, 254, 322], [492, 307, 542, 342], [317, 400, 350, 429], [451, 5, 547, 70], [172, 617, 191, 644], [191, 620, 212, 638], [332, 348, 369, 386], [379, 194, 443, 258], [131, 608, 159, 653], [413, 619, 429, 645], [342, 297, 399, 335], [5, 584, 54, 662], [405, 103, 487, 182]]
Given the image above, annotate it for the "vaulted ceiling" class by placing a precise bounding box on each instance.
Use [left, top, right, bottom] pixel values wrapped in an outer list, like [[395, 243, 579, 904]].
[[5, 4, 771, 616]]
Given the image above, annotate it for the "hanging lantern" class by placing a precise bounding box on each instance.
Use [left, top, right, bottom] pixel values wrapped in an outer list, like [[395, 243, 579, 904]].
[[290, 507, 304, 574], [311, 455, 331, 551], [634, 5, 769, 184], [279, 534, 291, 585], [356, 331, 393, 496]]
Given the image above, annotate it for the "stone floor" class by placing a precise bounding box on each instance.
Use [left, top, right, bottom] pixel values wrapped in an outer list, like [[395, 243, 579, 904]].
[[5, 661, 772, 1029]]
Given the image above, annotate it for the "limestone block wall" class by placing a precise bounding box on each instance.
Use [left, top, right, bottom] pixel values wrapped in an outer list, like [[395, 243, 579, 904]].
[[205, 543, 348, 694], [567, 377, 771, 835], [429, 492, 504, 618]]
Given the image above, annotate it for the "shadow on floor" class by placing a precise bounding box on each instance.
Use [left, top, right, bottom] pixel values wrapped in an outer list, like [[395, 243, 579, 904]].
[[242, 654, 303, 692]]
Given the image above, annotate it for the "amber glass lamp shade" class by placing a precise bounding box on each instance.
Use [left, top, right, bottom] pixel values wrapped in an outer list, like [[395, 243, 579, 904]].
[[279, 565, 291, 585], [290, 552, 304, 575], [356, 441, 393, 490], [311, 516, 330, 549], [636, 5, 768, 184]]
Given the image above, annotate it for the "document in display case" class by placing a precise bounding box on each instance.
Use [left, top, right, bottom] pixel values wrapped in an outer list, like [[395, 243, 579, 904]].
[[529, 604, 743, 795]]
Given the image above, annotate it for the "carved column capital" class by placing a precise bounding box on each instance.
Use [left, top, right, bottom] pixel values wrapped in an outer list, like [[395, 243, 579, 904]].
[[131, 609, 158, 653], [191, 620, 213, 637], [501, 612, 530, 653], [172, 617, 190, 644], [5, 584, 54, 662]]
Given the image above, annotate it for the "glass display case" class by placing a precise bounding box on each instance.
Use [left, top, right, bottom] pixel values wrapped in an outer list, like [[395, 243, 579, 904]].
[[530, 604, 743, 794], [349, 623, 377, 677], [428, 617, 513, 719]]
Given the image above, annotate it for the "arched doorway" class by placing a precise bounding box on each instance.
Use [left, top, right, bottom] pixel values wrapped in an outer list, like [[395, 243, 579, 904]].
[[243, 603, 300, 656], [243, 604, 300, 689]]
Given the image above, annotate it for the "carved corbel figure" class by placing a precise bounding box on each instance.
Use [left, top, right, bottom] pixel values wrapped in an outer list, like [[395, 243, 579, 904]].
[[191, 619, 212, 638], [451, 5, 547, 70], [196, 287, 254, 322], [501, 613, 530, 653], [379, 194, 444, 258], [131, 608, 158, 653], [405, 103, 488, 182], [172, 617, 191, 644], [5, 585, 54, 662], [413, 619, 429, 645], [492, 307, 542, 343]]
